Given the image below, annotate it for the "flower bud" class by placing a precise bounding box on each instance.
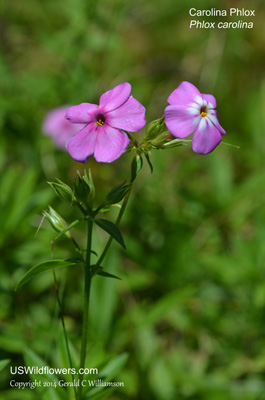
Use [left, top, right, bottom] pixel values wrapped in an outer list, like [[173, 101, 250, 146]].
[[48, 180, 73, 203], [105, 181, 130, 205], [151, 132, 172, 148], [84, 169, 95, 200], [146, 116, 165, 139], [43, 206, 71, 238], [73, 170, 95, 209], [162, 137, 185, 149]]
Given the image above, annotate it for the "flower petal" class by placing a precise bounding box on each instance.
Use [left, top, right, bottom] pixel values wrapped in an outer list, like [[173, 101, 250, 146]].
[[167, 81, 202, 107], [66, 123, 97, 163], [164, 105, 200, 138], [208, 110, 226, 135], [99, 82, 131, 112], [65, 103, 98, 124], [202, 94, 216, 109], [94, 125, 130, 163], [42, 106, 85, 150], [106, 96, 146, 132], [192, 118, 222, 155]]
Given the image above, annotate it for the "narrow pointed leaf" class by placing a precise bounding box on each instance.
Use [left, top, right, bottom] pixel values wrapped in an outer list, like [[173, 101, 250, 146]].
[[144, 152, 153, 173], [23, 348, 66, 400], [97, 270, 122, 280], [54, 219, 80, 241], [84, 389, 115, 399], [94, 219, 126, 249], [16, 259, 80, 290], [131, 154, 143, 181], [0, 359, 10, 372], [99, 353, 129, 380]]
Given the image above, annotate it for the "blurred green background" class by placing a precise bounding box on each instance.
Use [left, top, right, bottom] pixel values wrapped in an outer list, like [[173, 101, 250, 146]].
[[1, 0, 265, 399]]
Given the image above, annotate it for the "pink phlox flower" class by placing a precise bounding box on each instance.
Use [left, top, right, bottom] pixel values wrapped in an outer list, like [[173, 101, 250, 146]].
[[164, 81, 226, 155], [65, 82, 146, 163], [42, 106, 85, 151]]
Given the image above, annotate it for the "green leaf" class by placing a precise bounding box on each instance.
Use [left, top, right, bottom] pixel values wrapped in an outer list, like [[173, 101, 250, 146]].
[[83, 354, 128, 399], [54, 219, 80, 241], [57, 331, 79, 397], [23, 348, 67, 400], [16, 259, 80, 290], [23, 349, 57, 383], [65, 257, 83, 263], [97, 269, 122, 280], [99, 353, 129, 381], [149, 358, 176, 399], [85, 388, 115, 400], [131, 154, 143, 181], [144, 152, 153, 173], [0, 359, 10, 371], [94, 219, 126, 249]]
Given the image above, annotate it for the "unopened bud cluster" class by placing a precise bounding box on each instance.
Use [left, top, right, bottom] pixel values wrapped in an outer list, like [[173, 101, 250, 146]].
[[136, 116, 184, 153]]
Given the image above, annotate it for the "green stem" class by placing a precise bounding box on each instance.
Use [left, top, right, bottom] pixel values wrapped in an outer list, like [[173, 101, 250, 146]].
[[78, 220, 93, 399], [127, 132, 139, 148], [95, 183, 133, 268], [52, 270, 77, 400]]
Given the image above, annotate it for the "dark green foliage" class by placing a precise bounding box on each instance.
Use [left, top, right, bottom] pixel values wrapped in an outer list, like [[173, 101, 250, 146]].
[[94, 219, 126, 249]]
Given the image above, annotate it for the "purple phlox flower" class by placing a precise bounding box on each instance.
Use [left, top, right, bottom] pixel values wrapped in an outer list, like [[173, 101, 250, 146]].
[[65, 82, 146, 163], [164, 81, 226, 155], [42, 106, 85, 151]]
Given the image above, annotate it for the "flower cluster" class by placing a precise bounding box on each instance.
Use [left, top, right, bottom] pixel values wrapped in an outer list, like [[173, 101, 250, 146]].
[[42, 81, 225, 161]]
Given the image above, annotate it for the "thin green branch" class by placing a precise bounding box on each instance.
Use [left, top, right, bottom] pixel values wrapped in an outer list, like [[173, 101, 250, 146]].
[[51, 239, 77, 400], [52, 270, 77, 400], [78, 219, 93, 399], [94, 183, 133, 268]]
